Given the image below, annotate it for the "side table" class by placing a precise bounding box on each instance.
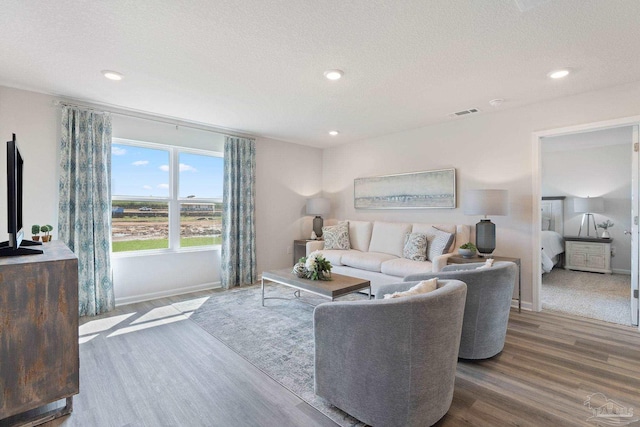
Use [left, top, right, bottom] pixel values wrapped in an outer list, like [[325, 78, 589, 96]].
[[293, 239, 315, 265], [447, 254, 522, 312]]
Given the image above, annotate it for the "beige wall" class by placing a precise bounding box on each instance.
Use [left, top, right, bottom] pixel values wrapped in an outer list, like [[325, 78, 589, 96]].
[[322, 81, 640, 309]]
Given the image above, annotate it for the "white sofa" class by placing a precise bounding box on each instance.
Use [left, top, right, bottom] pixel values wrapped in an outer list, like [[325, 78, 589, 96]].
[[306, 220, 471, 295]]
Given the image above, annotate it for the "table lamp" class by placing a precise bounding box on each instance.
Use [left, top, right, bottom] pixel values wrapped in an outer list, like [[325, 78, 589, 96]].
[[463, 189, 509, 256], [574, 197, 604, 237], [306, 198, 330, 238]]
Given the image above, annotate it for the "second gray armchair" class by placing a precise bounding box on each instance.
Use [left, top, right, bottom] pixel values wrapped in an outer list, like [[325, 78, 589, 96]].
[[404, 261, 517, 360]]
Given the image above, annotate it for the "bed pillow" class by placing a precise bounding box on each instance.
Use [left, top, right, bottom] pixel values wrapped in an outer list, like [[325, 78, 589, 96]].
[[383, 278, 438, 299], [541, 217, 551, 231], [426, 227, 455, 261], [322, 222, 350, 250], [403, 232, 428, 261]]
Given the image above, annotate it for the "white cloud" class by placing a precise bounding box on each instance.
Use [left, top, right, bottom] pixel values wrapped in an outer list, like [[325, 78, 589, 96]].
[[159, 165, 169, 172], [143, 185, 152, 190], [112, 146, 127, 156], [132, 160, 149, 166], [179, 163, 197, 172], [157, 184, 169, 189]]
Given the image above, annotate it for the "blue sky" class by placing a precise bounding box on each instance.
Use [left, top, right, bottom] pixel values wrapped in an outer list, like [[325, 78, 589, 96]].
[[112, 144, 223, 199]]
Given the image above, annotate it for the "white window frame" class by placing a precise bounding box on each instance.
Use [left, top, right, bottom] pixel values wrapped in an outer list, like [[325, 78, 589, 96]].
[[111, 137, 223, 257]]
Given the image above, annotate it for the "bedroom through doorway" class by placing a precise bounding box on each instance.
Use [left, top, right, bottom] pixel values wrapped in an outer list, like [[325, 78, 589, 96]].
[[540, 126, 635, 326]]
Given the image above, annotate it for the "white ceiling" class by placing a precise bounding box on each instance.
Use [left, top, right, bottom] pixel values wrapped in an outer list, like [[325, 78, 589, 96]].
[[1, 1, 640, 148]]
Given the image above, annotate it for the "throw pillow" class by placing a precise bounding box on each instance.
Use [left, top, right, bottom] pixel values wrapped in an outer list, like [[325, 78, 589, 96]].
[[322, 222, 350, 250], [403, 232, 428, 261], [383, 278, 438, 299], [476, 258, 495, 269], [426, 227, 454, 261]]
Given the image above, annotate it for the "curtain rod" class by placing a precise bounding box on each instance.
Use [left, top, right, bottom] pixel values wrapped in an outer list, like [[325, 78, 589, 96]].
[[52, 99, 256, 139]]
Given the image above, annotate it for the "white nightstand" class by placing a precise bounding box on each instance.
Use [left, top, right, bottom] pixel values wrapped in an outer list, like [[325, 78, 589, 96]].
[[564, 236, 612, 274]]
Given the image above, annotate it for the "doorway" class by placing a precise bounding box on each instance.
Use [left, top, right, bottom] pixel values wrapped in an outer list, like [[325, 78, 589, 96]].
[[533, 117, 640, 328]]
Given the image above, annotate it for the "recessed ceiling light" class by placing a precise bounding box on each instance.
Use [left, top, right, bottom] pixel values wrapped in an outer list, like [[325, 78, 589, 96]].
[[329, 130, 339, 136], [102, 70, 124, 81], [548, 68, 570, 79], [324, 69, 344, 81], [489, 98, 504, 107]]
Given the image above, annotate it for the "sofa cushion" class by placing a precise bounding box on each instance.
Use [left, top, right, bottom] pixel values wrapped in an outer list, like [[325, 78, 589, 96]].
[[341, 251, 397, 272], [323, 222, 350, 250], [403, 232, 427, 261], [368, 221, 412, 257], [348, 221, 373, 252], [383, 278, 438, 299], [412, 224, 458, 253], [316, 249, 358, 266], [380, 258, 434, 277]]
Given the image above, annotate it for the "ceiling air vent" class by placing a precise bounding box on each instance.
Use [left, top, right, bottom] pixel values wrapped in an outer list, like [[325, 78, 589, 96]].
[[449, 108, 480, 118]]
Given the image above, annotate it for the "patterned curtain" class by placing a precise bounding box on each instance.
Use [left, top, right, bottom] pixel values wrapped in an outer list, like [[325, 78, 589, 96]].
[[221, 136, 256, 288], [58, 106, 114, 316]]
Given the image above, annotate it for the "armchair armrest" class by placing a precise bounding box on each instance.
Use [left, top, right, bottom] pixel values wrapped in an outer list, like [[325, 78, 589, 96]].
[[306, 240, 324, 255], [403, 271, 439, 283], [442, 262, 485, 272]]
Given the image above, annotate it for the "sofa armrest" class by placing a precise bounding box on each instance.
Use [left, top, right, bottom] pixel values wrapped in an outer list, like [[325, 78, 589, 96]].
[[306, 240, 324, 255], [431, 252, 456, 272]]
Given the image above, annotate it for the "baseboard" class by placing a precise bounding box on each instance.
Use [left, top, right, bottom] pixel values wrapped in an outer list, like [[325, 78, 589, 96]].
[[512, 299, 533, 311], [115, 281, 221, 306], [612, 269, 631, 275]]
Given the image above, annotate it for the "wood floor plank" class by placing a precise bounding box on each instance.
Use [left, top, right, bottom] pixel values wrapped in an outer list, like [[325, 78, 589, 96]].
[[13, 291, 639, 427]]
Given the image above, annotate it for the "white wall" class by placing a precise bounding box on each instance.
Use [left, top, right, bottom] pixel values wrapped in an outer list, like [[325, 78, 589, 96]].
[[0, 85, 321, 305], [542, 143, 632, 273], [0, 86, 59, 243], [255, 137, 323, 272], [322, 80, 640, 309]]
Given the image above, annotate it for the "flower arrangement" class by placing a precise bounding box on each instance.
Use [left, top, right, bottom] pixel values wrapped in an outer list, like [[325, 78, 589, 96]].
[[597, 220, 614, 230], [292, 251, 332, 281]]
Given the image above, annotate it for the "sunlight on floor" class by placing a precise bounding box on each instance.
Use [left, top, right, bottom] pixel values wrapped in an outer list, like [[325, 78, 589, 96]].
[[80, 312, 137, 335], [78, 295, 212, 342]]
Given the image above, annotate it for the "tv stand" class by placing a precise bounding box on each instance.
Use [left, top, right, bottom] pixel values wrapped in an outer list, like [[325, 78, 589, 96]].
[[0, 239, 43, 257], [0, 241, 79, 424]]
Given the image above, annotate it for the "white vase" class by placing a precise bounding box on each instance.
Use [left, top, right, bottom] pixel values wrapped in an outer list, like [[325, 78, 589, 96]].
[[601, 230, 610, 238]]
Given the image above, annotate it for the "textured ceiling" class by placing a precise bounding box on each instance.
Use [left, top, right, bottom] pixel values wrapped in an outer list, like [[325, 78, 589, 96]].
[[1, 1, 640, 148]]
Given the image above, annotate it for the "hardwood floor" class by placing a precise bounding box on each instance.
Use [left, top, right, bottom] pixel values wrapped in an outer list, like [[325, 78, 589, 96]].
[[13, 291, 639, 427]]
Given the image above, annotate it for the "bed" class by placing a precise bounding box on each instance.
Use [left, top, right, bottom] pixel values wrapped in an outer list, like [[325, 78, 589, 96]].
[[541, 197, 565, 273]]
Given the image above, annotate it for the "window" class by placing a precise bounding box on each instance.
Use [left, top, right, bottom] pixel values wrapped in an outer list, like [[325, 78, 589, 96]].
[[111, 139, 223, 253]]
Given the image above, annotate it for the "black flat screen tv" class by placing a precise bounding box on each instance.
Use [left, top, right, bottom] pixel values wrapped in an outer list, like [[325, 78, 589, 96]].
[[0, 133, 42, 257]]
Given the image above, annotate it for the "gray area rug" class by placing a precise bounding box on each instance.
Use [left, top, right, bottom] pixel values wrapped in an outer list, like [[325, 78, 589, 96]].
[[542, 268, 631, 326], [189, 284, 368, 427]]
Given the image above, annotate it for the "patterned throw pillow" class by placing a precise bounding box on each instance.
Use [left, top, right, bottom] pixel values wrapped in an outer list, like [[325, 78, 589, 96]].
[[426, 227, 454, 261], [323, 222, 350, 250], [403, 232, 428, 261]]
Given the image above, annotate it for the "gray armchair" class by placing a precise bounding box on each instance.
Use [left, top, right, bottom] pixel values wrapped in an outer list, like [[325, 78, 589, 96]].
[[404, 261, 517, 359], [314, 279, 467, 427]]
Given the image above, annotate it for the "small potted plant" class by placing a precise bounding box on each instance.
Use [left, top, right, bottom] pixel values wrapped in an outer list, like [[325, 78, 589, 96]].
[[458, 242, 477, 259], [31, 224, 40, 241], [40, 224, 53, 242], [597, 220, 614, 238]]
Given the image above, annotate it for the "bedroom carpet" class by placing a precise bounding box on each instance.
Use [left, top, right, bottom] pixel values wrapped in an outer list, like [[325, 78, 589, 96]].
[[189, 284, 368, 427], [542, 268, 631, 326]]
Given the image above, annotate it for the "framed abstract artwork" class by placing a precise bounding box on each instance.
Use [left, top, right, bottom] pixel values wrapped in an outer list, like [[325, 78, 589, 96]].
[[354, 168, 456, 209]]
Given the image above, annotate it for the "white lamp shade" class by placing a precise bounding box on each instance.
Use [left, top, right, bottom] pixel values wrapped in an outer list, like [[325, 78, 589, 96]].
[[306, 198, 330, 216], [463, 189, 508, 216], [574, 197, 604, 213]]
